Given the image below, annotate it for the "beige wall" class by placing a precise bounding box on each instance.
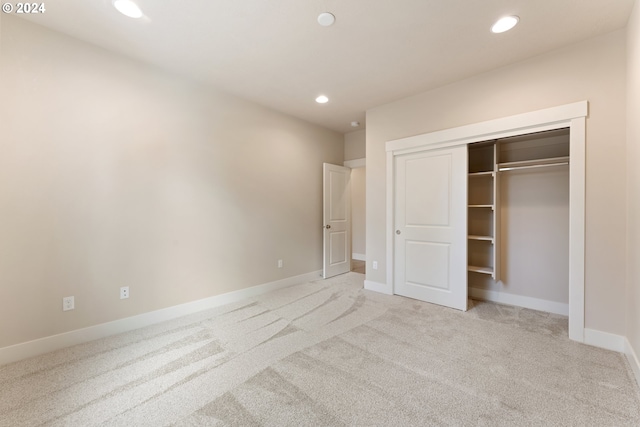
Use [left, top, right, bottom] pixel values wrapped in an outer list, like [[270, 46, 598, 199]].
[[344, 130, 366, 161], [0, 16, 343, 349], [366, 30, 627, 334], [627, 1, 640, 360]]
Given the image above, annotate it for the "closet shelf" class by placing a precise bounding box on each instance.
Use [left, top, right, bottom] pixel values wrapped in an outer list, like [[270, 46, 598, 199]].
[[468, 171, 494, 177], [468, 235, 494, 242], [468, 265, 494, 275], [468, 140, 500, 282], [498, 156, 569, 172]]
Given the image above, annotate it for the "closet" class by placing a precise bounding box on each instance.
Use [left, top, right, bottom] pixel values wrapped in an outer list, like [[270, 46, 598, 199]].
[[385, 101, 586, 340], [467, 128, 570, 313]]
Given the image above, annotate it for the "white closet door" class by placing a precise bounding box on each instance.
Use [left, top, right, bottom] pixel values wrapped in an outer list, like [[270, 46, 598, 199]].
[[394, 146, 468, 311]]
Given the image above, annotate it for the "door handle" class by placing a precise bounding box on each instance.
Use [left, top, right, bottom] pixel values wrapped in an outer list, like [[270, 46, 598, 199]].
[[325, 224, 331, 229], [396, 230, 401, 235]]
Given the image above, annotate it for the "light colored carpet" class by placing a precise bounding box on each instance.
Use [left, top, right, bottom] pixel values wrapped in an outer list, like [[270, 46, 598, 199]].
[[1, 272, 639, 426]]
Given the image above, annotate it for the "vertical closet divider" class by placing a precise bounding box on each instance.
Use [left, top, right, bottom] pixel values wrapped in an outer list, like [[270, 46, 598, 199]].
[[467, 141, 497, 278], [493, 141, 500, 282]]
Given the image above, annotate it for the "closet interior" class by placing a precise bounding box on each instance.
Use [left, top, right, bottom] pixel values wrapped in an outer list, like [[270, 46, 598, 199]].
[[467, 128, 570, 310]]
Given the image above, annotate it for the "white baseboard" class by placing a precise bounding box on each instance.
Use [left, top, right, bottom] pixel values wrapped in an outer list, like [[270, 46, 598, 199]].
[[364, 280, 393, 295], [0, 270, 322, 366], [352, 253, 366, 261], [469, 287, 629, 354], [469, 287, 569, 316], [584, 328, 626, 352], [625, 338, 640, 387]]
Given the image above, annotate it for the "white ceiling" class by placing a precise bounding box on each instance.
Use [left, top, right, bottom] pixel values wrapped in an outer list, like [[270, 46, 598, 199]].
[[18, 0, 635, 134]]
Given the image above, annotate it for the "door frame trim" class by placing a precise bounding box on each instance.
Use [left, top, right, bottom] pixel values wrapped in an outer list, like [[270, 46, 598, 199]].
[[384, 101, 588, 343]]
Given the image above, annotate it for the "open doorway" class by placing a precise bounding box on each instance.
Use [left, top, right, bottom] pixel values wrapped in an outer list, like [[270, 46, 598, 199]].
[[349, 164, 366, 274], [344, 129, 366, 275]]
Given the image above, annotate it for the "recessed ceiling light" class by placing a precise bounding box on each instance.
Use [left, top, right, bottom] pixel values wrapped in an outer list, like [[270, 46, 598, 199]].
[[491, 16, 519, 33], [113, 0, 143, 19], [316, 95, 329, 104], [317, 12, 336, 27]]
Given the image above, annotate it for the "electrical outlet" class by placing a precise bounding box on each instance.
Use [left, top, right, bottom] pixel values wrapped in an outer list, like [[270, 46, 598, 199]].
[[373, 261, 378, 270], [63, 296, 75, 311], [120, 286, 130, 299], [277, 259, 283, 268]]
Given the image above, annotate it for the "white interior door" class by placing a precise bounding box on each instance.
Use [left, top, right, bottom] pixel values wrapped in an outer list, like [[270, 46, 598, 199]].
[[323, 163, 351, 278], [394, 146, 468, 311]]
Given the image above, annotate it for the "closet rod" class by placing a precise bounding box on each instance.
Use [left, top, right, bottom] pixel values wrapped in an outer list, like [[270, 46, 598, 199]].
[[499, 162, 569, 172]]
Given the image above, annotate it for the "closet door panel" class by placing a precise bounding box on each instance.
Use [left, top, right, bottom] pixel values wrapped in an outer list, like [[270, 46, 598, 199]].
[[394, 146, 468, 311], [404, 155, 451, 226], [405, 241, 450, 290]]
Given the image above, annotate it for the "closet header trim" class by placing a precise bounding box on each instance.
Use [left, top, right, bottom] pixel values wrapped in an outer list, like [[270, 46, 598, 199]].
[[386, 101, 587, 154]]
